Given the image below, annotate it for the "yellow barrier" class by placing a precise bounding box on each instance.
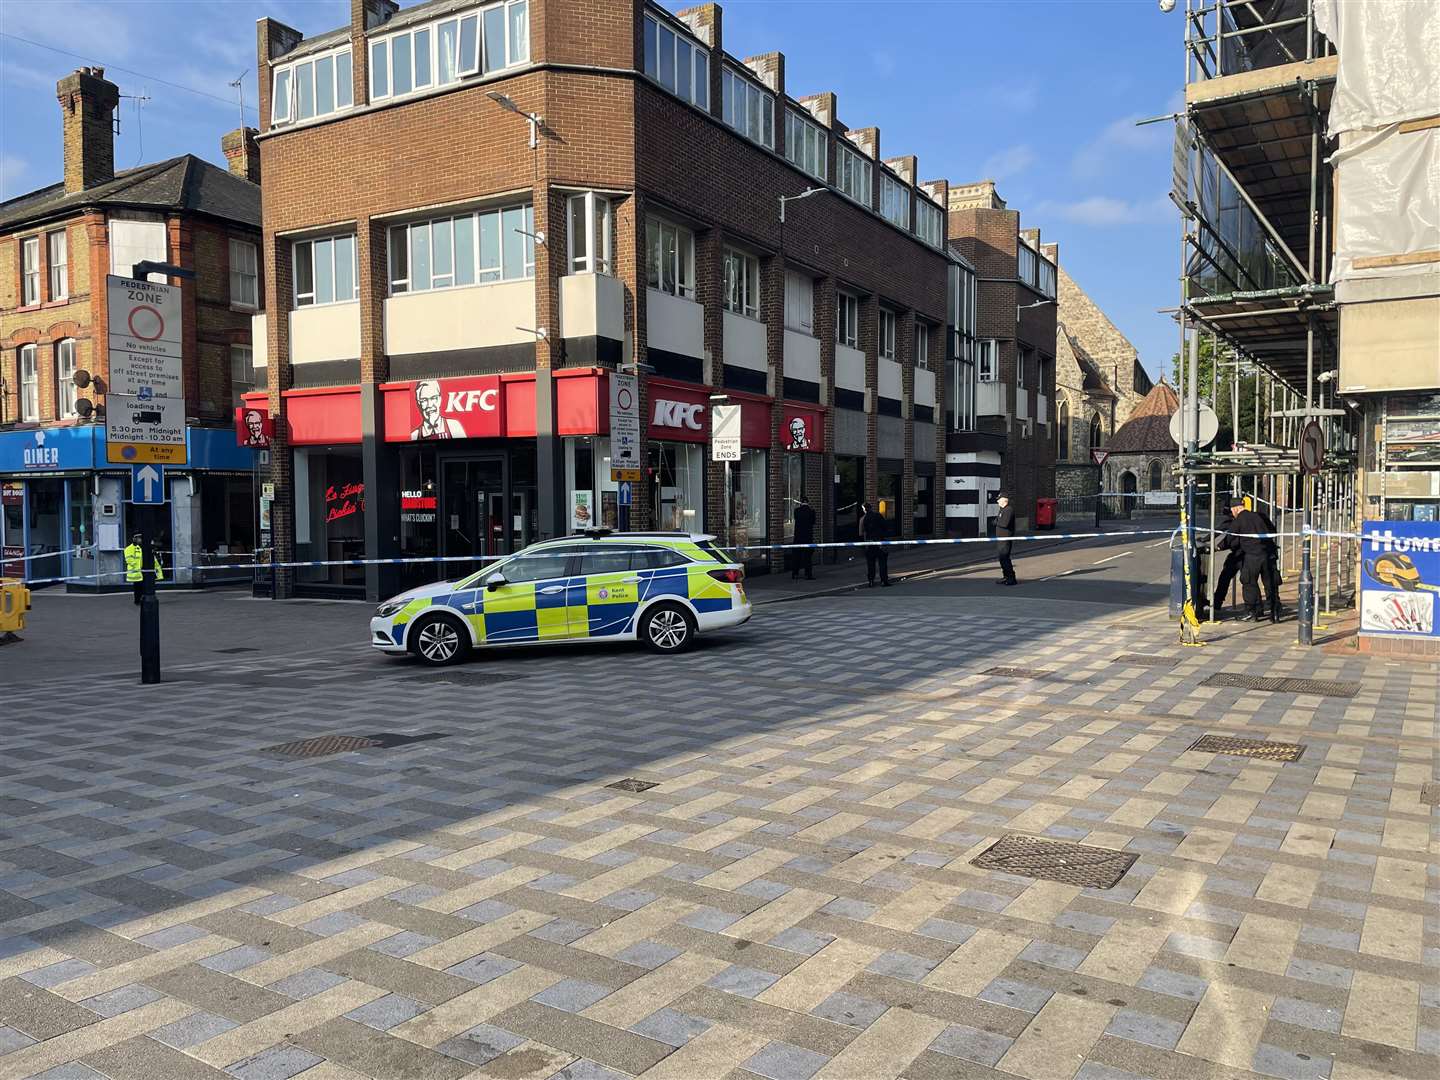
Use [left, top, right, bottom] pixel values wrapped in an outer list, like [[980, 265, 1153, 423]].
[[0, 579, 31, 636]]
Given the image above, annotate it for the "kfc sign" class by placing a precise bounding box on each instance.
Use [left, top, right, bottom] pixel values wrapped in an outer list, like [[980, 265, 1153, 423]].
[[406, 375, 503, 440], [652, 399, 704, 431], [782, 407, 824, 452], [235, 406, 273, 449]]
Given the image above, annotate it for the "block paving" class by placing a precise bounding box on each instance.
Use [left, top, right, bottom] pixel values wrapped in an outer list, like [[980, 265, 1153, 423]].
[[0, 598, 1436, 1080]]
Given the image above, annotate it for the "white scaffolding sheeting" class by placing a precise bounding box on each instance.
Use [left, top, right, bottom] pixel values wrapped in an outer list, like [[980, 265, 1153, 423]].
[[1314, 0, 1440, 135]]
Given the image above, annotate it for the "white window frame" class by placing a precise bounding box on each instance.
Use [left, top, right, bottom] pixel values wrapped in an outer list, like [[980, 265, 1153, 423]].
[[1017, 346, 1028, 389], [1038, 257, 1056, 298], [978, 339, 998, 382], [645, 217, 695, 300], [837, 143, 872, 208], [293, 233, 358, 307], [783, 270, 814, 334], [389, 203, 533, 294], [915, 199, 942, 248], [21, 237, 40, 306], [879, 173, 910, 229], [722, 66, 773, 149], [47, 230, 68, 300], [642, 14, 709, 109], [785, 108, 826, 181], [229, 239, 258, 309], [723, 248, 761, 319], [567, 192, 613, 275], [271, 44, 353, 125], [19, 344, 38, 421], [369, 0, 525, 104], [1018, 243, 1038, 288], [837, 292, 859, 348], [56, 339, 78, 418], [879, 310, 897, 361], [231, 344, 255, 403], [915, 323, 930, 371]]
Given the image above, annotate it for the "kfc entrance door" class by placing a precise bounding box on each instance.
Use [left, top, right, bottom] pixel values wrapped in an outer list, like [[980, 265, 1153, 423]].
[[441, 457, 508, 580]]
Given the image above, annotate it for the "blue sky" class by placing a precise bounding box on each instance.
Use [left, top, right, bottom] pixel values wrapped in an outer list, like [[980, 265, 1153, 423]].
[[1, 0, 1181, 376]]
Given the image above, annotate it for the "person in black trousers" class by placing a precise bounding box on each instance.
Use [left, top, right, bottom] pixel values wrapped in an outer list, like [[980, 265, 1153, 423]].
[[995, 492, 1018, 586], [860, 503, 890, 586], [790, 497, 816, 581], [1211, 505, 1244, 617], [1222, 497, 1274, 621]]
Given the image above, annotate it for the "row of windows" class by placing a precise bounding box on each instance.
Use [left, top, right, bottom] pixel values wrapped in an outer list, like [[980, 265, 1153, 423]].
[[388, 204, 534, 294], [272, 45, 353, 125], [722, 66, 773, 149], [642, 14, 709, 109], [19, 231, 67, 305], [785, 109, 827, 182], [14, 340, 76, 421]]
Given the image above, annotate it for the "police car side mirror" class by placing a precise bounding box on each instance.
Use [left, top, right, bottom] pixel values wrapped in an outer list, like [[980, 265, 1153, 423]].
[[485, 570, 507, 591]]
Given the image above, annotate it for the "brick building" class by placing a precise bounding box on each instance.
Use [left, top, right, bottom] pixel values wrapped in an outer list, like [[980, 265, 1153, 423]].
[[249, 0, 957, 600], [944, 180, 1057, 531], [0, 67, 262, 587]]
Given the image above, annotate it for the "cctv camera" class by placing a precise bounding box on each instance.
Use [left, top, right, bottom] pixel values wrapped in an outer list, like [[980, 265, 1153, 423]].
[[1159, 0, 1176, 11]]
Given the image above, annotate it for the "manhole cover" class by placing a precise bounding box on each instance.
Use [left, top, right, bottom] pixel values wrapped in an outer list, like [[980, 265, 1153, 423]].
[[1201, 673, 1359, 698], [213, 646, 259, 654], [1113, 654, 1180, 667], [606, 778, 659, 792], [260, 733, 447, 759], [1421, 781, 1439, 807], [1188, 734, 1306, 762], [971, 835, 1137, 890], [980, 667, 1054, 679]]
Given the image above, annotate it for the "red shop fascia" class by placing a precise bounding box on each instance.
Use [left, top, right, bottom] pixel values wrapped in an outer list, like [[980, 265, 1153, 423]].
[[239, 372, 827, 454]]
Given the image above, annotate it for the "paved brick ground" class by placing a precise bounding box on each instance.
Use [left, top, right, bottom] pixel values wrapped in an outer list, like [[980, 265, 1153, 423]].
[[0, 584, 1435, 1080]]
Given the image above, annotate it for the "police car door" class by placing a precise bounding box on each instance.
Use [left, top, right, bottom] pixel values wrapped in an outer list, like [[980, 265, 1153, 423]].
[[574, 545, 642, 638], [479, 546, 579, 644]]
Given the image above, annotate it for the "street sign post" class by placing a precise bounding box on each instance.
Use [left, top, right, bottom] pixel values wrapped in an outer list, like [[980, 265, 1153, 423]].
[[1168, 403, 1219, 449], [129, 465, 166, 505], [1090, 448, 1110, 467], [106, 275, 187, 466], [1299, 420, 1325, 475], [609, 372, 640, 471], [618, 481, 632, 507], [710, 404, 741, 462]]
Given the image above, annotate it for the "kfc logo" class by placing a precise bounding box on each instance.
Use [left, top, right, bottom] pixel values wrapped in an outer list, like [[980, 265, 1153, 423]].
[[786, 415, 811, 451], [652, 399, 704, 430], [235, 406, 273, 449], [410, 377, 500, 440]]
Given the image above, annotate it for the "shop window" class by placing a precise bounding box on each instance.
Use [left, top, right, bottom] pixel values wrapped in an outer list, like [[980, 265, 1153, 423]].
[[199, 475, 255, 578], [877, 471, 901, 526], [56, 339, 77, 418], [729, 448, 767, 547], [294, 447, 365, 588], [649, 441, 704, 530]]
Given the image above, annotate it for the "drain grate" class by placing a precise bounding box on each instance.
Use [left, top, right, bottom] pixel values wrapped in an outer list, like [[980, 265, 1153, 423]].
[[1188, 734, 1306, 762], [971, 835, 1137, 890], [606, 778, 659, 793], [980, 666, 1054, 680], [261, 732, 448, 759], [1113, 654, 1180, 668], [1201, 672, 1359, 698], [1421, 781, 1439, 807]]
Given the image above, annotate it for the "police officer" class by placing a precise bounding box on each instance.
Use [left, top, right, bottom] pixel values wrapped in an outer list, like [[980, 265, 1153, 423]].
[[1253, 503, 1283, 621], [995, 492, 1018, 586], [123, 532, 163, 605], [1220, 498, 1270, 621], [1211, 504, 1244, 617], [860, 502, 891, 587], [790, 496, 816, 581]]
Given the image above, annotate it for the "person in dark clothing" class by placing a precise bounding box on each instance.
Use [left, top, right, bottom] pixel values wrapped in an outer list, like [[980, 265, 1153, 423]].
[[994, 493, 1018, 586], [860, 503, 890, 586], [1254, 505, 1283, 620], [790, 497, 816, 581], [1219, 498, 1272, 621], [1211, 505, 1244, 617]]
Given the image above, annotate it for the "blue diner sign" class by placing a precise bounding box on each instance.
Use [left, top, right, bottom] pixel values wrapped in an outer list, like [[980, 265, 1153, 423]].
[[1359, 520, 1440, 637], [0, 427, 99, 473]]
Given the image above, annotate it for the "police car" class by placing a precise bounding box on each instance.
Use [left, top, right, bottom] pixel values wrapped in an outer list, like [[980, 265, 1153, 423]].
[[370, 530, 752, 666]]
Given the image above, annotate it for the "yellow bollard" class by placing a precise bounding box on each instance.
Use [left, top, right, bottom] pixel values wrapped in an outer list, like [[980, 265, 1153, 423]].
[[0, 578, 31, 641]]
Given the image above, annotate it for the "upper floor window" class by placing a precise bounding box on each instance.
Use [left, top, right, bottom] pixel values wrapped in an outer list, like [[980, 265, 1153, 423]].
[[272, 45, 353, 126], [294, 234, 358, 307], [21, 237, 40, 306], [230, 239, 258, 308], [47, 230, 68, 300], [879, 173, 910, 228], [19, 344, 38, 421], [389, 203, 535, 293], [915, 199, 942, 248], [837, 143, 871, 207], [723, 248, 760, 319], [1037, 257, 1056, 298], [370, 0, 527, 104], [783, 271, 813, 334], [1018, 243, 1038, 288], [722, 67, 773, 149], [915, 323, 930, 371], [1017, 345, 1030, 388], [837, 292, 859, 348], [646, 217, 694, 299], [978, 339, 998, 382], [56, 339, 77, 418], [642, 14, 709, 109], [879, 310, 897, 360], [785, 109, 826, 181], [231, 345, 255, 406], [567, 192, 613, 275]]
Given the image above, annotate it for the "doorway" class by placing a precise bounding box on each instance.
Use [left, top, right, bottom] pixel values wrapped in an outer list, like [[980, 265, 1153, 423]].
[[442, 457, 509, 580], [1122, 471, 1138, 516]]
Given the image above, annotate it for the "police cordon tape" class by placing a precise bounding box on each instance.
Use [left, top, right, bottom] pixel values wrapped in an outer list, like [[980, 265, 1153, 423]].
[[14, 526, 1376, 588], [2, 546, 90, 565]]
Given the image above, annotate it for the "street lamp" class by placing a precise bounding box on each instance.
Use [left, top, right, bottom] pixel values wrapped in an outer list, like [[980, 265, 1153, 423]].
[[487, 90, 543, 149], [778, 187, 825, 224]]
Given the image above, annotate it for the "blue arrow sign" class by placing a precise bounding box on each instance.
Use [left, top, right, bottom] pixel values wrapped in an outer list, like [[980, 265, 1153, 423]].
[[618, 481, 632, 507], [130, 464, 166, 505]]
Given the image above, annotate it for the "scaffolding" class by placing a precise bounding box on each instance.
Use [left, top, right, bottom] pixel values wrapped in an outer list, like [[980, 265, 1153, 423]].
[[1173, 0, 1357, 644]]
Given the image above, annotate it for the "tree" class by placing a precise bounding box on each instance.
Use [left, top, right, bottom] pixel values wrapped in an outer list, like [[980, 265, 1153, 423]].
[[1170, 336, 1265, 450]]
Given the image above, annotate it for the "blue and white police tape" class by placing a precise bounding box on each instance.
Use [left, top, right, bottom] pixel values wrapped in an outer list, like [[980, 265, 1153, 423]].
[[1, 546, 90, 565], [729, 526, 1181, 555]]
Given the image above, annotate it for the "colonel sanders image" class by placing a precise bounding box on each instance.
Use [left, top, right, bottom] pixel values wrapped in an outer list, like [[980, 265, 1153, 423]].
[[786, 415, 811, 451], [410, 379, 466, 440], [243, 409, 269, 448]]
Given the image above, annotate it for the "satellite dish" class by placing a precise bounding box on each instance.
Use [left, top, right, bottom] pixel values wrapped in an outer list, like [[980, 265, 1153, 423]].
[[1169, 404, 1219, 448], [75, 399, 94, 419], [73, 368, 91, 388]]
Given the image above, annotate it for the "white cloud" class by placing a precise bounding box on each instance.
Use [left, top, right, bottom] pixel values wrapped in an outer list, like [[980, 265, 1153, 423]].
[[0, 155, 29, 200], [1033, 195, 1173, 228], [871, 50, 896, 77], [980, 144, 1035, 182], [1071, 114, 1171, 180]]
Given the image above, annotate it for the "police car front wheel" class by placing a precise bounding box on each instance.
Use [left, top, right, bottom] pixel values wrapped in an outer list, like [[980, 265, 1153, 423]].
[[411, 614, 470, 666], [640, 603, 695, 654]]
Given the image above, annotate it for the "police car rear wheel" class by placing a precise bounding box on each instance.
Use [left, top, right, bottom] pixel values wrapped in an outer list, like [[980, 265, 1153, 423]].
[[641, 603, 694, 654], [412, 614, 469, 666]]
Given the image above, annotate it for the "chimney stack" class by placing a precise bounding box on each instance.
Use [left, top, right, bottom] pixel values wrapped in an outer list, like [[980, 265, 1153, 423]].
[[57, 67, 120, 194], [222, 127, 261, 184]]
